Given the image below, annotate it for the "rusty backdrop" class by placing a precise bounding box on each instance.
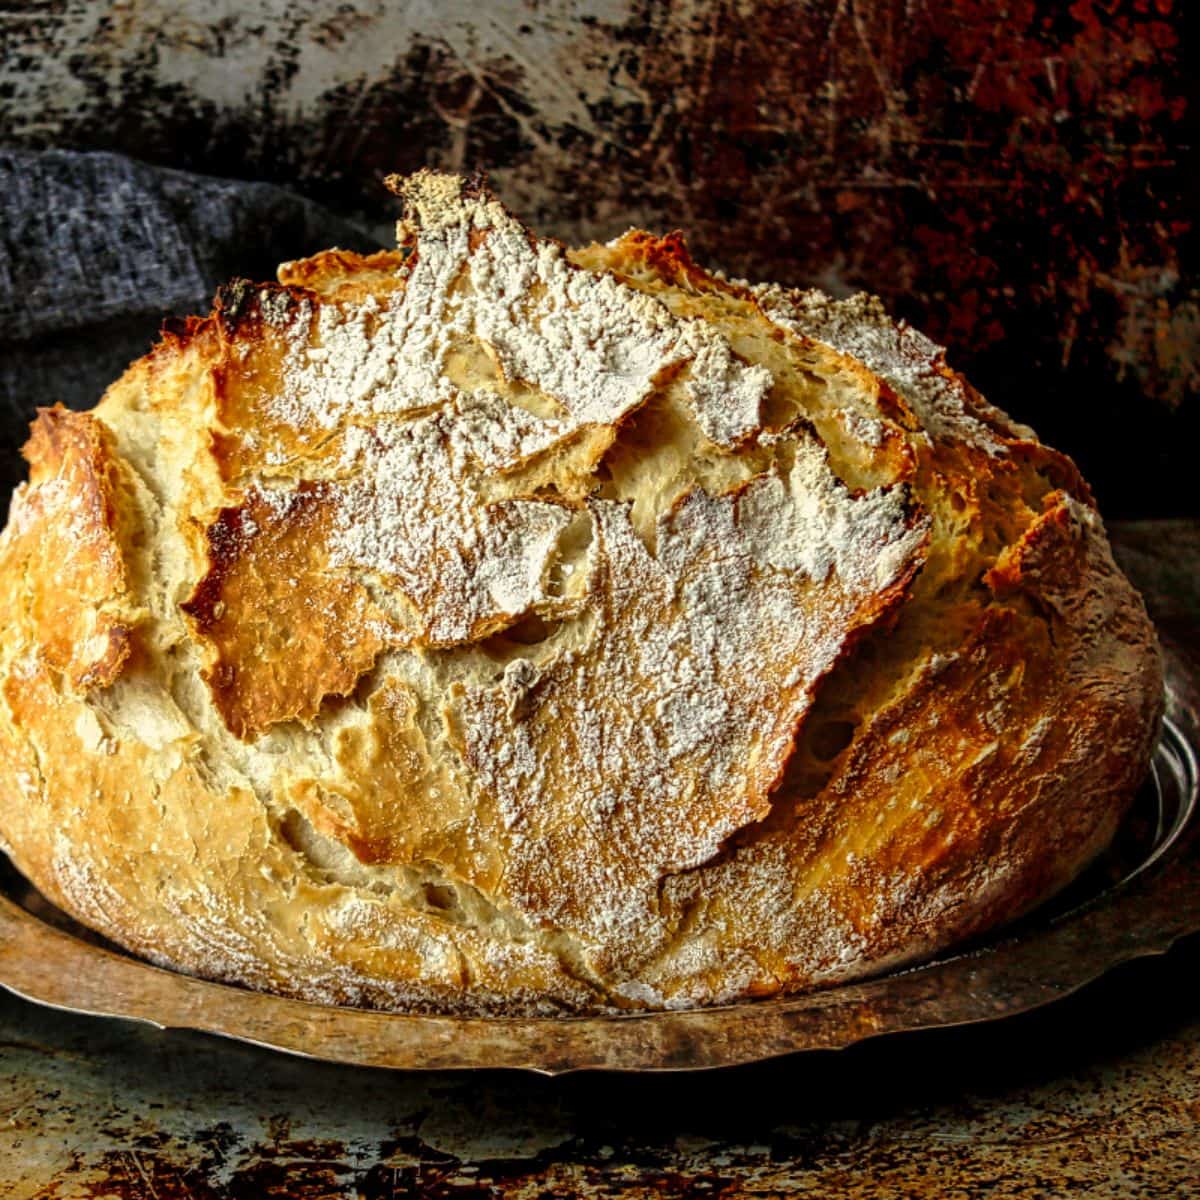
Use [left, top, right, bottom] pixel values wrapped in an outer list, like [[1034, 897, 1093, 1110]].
[[2, 0, 1195, 515]]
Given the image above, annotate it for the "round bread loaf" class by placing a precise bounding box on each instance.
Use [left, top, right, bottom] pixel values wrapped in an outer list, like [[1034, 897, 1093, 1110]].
[[0, 171, 1162, 1014]]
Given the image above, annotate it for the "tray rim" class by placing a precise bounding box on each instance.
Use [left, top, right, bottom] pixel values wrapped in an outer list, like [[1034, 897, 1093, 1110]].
[[1, 640, 1197, 1075]]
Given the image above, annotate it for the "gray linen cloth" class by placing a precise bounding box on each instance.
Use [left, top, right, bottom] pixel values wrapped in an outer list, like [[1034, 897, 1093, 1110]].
[[0, 150, 375, 508]]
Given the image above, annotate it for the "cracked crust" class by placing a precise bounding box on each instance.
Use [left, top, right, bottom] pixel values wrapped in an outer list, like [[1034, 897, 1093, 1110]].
[[0, 171, 1163, 1014]]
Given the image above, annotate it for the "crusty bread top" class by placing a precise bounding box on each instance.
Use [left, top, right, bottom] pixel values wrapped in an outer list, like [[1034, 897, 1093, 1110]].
[[193, 172, 931, 940], [0, 171, 1161, 1013]]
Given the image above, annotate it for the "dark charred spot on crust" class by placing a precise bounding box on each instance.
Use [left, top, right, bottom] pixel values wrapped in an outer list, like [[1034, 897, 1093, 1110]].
[[179, 513, 245, 635], [460, 168, 491, 203], [182, 485, 321, 633], [215, 279, 309, 339], [215, 278, 255, 329]]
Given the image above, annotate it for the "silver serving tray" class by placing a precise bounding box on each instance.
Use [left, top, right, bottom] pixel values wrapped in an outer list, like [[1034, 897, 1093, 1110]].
[[1, 642, 1197, 1075]]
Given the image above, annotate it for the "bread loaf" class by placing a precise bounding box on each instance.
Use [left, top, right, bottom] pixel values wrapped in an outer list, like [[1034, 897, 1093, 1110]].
[[0, 171, 1162, 1014]]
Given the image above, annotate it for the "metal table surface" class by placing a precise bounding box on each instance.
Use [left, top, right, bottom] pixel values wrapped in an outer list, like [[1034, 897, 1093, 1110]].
[[2, 521, 1199, 1198]]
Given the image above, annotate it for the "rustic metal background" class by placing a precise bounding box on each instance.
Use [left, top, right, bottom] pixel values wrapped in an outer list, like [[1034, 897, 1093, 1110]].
[[2, 0, 1195, 516]]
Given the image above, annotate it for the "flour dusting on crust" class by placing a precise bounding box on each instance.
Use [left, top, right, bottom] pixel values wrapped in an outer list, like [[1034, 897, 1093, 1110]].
[[268, 173, 772, 458], [753, 286, 1025, 453], [460, 437, 928, 950], [326, 414, 572, 646]]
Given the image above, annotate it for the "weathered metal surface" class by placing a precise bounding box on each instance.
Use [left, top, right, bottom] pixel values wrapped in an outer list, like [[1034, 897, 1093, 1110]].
[[1, 652, 1197, 1075], [0, 1, 1194, 515], [1, 524, 1199, 1195], [1, 939, 1198, 1195]]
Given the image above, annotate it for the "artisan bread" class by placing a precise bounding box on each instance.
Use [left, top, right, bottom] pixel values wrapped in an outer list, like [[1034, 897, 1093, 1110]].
[[0, 171, 1162, 1014]]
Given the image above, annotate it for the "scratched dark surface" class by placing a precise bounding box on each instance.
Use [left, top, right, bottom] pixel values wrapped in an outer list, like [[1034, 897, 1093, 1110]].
[[0, 523, 1198, 1197], [1, 943, 1199, 1197], [1, 0, 1195, 516]]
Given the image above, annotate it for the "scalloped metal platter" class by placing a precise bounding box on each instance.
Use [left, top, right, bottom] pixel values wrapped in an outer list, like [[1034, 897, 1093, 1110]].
[[1, 643, 1197, 1075]]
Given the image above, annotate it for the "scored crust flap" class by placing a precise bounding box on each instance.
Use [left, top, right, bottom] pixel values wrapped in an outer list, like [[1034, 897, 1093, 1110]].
[[0, 406, 140, 692]]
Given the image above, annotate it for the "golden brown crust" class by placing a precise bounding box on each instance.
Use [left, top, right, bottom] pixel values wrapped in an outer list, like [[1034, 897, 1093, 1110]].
[[286, 676, 471, 868], [0, 171, 1163, 1015], [277, 248, 409, 296], [180, 485, 393, 740], [3, 407, 137, 692]]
